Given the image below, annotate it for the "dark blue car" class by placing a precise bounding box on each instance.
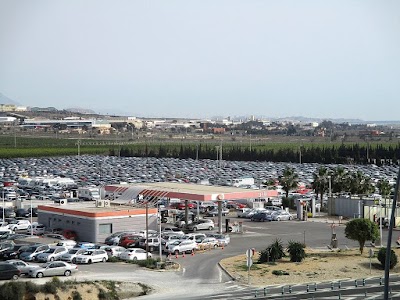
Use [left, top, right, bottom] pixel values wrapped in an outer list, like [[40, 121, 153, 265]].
[[251, 212, 271, 222]]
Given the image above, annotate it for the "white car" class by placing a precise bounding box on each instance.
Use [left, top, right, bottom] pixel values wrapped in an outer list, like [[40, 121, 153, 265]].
[[8, 220, 31, 231], [27, 223, 46, 235], [75, 249, 108, 264], [36, 246, 69, 262], [56, 240, 77, 249], [60, 248, 87, 263], [167, 240, 198, 255], [119, 248, 152, 261], [104, 246, 126, 258]]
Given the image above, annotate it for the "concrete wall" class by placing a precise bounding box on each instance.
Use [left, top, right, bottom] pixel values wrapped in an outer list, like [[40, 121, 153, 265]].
[[38, 212, 157, 243]]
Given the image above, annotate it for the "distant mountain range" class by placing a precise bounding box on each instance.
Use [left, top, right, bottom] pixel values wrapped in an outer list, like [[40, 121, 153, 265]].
[[1, 92, 399, 124], [0, 93, 20, 105], [65, 107, 96, 114]]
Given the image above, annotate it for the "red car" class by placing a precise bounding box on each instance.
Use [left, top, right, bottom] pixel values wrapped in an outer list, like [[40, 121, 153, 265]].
[[119, 235, 142, 248], [177, 202, 196, 210], [53, 229, 78, 240]]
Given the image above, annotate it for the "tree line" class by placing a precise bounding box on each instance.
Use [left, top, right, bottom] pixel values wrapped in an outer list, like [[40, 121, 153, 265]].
[[113, 142, 400, 165]]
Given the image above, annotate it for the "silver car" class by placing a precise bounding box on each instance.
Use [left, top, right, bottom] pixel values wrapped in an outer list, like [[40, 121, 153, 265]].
[[36, 247, 69, 262], [61, 248, 87, 263], [6, 259, 32, 276], [28, 261, 78, 278]]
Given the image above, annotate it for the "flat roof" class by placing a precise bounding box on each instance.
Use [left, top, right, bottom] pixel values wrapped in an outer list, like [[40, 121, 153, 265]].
[[105, 182, 278, 202], [38, 203, 157, 218]]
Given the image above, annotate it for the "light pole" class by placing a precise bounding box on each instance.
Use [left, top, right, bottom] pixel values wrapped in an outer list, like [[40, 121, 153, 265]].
[[379, 198, 383, 247], [2, 189, 4, 224], [30, 197, 33, 236], [158, 204, 162, 262], [328, 176, 332, 198]]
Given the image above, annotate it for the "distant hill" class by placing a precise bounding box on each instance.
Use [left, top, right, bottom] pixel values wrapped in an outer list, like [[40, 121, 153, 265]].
[[65, 107, 96, 114], [0, 93, 20, 105]]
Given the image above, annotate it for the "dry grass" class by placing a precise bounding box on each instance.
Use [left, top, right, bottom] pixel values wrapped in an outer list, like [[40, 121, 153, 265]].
[[220, 248, 400, 287]]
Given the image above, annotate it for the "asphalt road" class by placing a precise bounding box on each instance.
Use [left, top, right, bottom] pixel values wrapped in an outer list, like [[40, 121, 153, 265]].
[[12, 216, 400, 299]]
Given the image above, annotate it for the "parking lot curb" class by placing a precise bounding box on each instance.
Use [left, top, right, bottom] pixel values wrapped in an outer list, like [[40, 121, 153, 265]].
[[218, 261, 237, 281]]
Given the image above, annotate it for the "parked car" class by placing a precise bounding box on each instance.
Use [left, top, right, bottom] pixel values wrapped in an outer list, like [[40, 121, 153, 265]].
[[0, 208, 16, 219], [118, 234, 142, 248], [184, 233, 206, 243], [119, 248, 152, 261], [208, 233, 230, 246], [0, 262, 20, 280], [27, 222, 46, 235], [197, 237, 219, 249], [75, 242, 96, 249], [61, 248, 87, 263], [53, 229, 78, 240], [167, 240, 198, 254], [104, 246, 126, 258], [15, 208, 30, 218], [268, 210, 293, 221], [75, 249, 108, 264], [6, 259, 32, 276], [251, 212, 271, 222], [36, 246, 69, 262], [0, 244, 30, 260], [186, 219, 214, 231], [237, 208, 252, 218], [205, 208, 229, 217], [19, 244, 50, 261], [138, 237, 160, 252], [43, 233, 65, 241], [162, 227, 184, 236], [28, 261, 78, 278], [8, 219, 31, 231], [56, 240, 77, 249], [104, 231, 136, 245]]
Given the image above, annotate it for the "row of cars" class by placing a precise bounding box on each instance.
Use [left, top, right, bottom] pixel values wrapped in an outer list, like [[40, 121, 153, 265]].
[[237, 206, 294, 221]]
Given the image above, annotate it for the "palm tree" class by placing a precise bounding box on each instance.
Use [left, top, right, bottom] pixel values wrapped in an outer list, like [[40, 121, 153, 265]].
[[312, 166, 330, 204], [331, 166, 347, 195], [278, 167, 299, 199], [347, 171, 374, 198], [377, 179, 391, 217]]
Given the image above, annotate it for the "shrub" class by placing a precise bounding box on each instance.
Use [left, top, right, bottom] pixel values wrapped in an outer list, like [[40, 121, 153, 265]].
[[287, 241, 306, 262], [72, 291, 83, 300], [0, 282, 26, 300], [258, 239, 285, 263], [272, 270, 289, 276], [377, 247, 398, 269], [25, 281, 40, 294]]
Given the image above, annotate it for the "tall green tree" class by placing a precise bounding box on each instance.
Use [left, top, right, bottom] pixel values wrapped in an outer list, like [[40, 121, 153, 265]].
[[331, 166, 348, 195], [312, 166, 330, 203], [345, 218, 379, 254], [377, 179, 392, 215], [346, 171, 374, 198], [279, 167, 299, 199]]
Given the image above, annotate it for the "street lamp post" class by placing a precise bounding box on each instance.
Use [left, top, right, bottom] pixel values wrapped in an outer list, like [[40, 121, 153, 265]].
[[30, 197, 33, 236], [2, 189, 4, 224], [328, 176, 332, 198]]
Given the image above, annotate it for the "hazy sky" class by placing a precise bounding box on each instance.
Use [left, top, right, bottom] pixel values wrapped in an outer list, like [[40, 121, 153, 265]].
[[1, 1, 399, 120]]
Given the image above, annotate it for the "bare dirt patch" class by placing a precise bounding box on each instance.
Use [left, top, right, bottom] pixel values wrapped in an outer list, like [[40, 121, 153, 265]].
[[220, 248, 400, 287]]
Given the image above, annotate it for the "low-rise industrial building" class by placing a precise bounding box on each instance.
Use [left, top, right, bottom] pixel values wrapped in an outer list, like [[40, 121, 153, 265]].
[[38, 202, 157, 243]]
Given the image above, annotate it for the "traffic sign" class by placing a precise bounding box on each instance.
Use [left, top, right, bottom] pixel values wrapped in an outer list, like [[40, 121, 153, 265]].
[[246, 257, 253, 268], [246, 248, 255, 258]]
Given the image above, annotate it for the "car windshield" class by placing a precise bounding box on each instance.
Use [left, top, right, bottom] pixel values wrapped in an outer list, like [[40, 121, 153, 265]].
[[83, 251, 93, 255], [40, 262, 52, 268], [69, 249, 79, 254], [25, 246, 37, 253], [44, 249, 55, 253]]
